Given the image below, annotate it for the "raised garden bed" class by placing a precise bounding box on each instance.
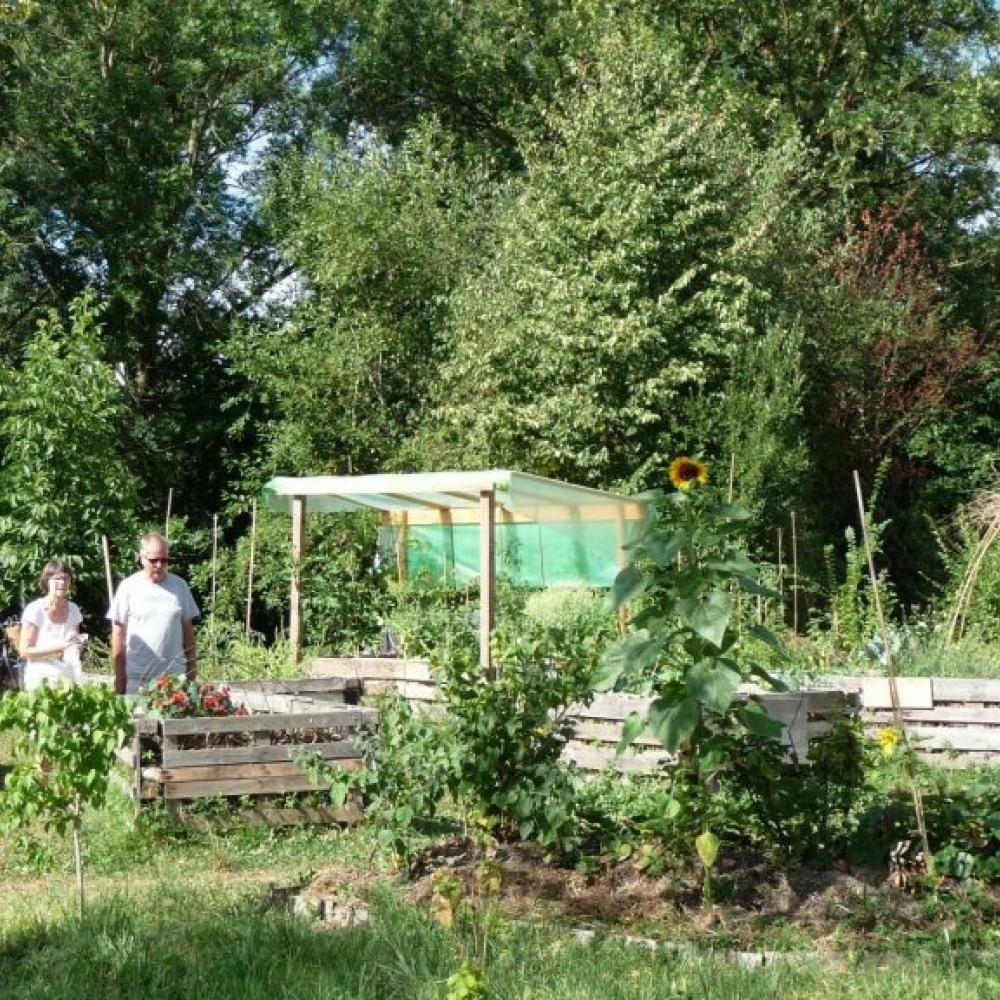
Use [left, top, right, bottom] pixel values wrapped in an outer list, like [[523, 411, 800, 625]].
[[116, 679, 376, 823]]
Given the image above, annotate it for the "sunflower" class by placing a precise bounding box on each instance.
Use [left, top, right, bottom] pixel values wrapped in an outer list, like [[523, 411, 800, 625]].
[[668, 456, 709, 491]]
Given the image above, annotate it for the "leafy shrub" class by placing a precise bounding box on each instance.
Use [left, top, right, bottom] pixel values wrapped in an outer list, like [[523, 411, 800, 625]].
[[301, 694, 461, 867], [384, 574, 480, 662], [439, 625, 599, 851], [522, 588, 618, 647], [0, 682, 132, 912]]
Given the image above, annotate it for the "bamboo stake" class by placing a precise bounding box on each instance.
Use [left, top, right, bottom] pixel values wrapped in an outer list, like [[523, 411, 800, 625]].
[[790, 510, 799, 636], [246, 499, 257, 638], [776, 528, 785, 609], [853, 470, 932, 873], [727, 453, 736, 503], [210, 513, 219, 663], [164, 488, 173, 540], [100, 535, 114, 606]]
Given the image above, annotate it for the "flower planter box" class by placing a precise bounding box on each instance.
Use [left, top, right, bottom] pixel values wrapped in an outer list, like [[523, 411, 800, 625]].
[[116, 679, 376, 822]]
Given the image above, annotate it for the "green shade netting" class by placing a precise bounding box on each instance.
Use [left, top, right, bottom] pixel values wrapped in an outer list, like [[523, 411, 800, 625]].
[[379, 520, 629, 588]]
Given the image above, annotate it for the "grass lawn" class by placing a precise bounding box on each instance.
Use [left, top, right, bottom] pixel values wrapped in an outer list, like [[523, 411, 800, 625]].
[[0, 785, 998, 999]]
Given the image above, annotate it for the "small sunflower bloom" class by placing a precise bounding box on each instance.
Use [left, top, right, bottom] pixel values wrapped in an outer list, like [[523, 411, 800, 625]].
[[877, 727, 902, 757], [669, 456, 709, 491]]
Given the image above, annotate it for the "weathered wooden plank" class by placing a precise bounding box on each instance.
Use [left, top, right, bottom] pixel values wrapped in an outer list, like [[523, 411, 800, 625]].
[[932, 678, 1000, 703], [158, 760, 345, 783], [231, 677, 358, 695], [562, 743, 674, 774], [856, 677, 933, 710], [868, 706, 1000, 725], [161, 741, 362, 767], [883, 725, 1000, 753], [309, 657, 435, 683], [159, 708, 377, 736], [364, 679, 439, 702], [569, 693, 652, 721], [163, 762, 363, 800], [131, 716, 159, 736], [570, 719, 663, 747]]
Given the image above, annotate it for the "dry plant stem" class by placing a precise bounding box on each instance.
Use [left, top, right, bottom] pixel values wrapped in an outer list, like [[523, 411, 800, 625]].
[[852, 470, 933, 873], [727, 453, 735, 503], [165, 486, 174, 540], [945, 512, 1000, 644], [73, 797, 84, 918]]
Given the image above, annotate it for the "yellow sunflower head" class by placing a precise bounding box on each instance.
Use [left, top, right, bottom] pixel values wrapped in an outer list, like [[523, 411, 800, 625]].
[[668, 456, 709, 491]]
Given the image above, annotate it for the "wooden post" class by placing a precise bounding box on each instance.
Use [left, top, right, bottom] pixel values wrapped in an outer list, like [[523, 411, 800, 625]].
[[791, 510, 799, 636], [396, 512, 408, 584], [165, 488, 173, 540], [100, 535, 115, 607], [210, 514, 219, 665], [246, 499, 257, 637], [614, 504, 629, 637], [289, 495, 306, 666], [479, 490, 495, 676]]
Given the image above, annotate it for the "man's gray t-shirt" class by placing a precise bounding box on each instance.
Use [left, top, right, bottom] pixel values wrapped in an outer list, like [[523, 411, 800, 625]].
[[108, 571, 199, 690]]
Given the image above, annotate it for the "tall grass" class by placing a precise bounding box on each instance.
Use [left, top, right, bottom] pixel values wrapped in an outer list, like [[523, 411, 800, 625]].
[[0, 882, 999, 999]]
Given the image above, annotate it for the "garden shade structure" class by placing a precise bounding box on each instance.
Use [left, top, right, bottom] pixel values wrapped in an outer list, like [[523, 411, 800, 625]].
[[261, 470, 649, 670]]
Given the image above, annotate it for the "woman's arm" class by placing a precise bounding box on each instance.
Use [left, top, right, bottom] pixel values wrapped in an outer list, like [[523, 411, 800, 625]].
[[18, 620, 80, 661]]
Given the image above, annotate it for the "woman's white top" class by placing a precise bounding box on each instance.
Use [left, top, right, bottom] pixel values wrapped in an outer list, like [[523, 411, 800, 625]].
[[20, 597, 83, 690]]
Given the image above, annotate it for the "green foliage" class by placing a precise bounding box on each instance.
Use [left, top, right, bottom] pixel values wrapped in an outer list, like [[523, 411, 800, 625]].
[[600, 475, 786, 753], [709, 711, 871, 861], [417, 24, 811, 490], [189, 510, 388, 654], [0, 294, 139, 614], [384, 575, 480, 663], [0, 681, 131, 898], [521, 588, 618, 648], [440, 625, 600, 850], [300, 695, 461, 867]]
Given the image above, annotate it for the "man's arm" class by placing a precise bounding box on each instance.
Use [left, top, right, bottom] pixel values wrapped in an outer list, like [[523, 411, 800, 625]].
[[111, 622, 127, 696], [182, 618, 197, 682]]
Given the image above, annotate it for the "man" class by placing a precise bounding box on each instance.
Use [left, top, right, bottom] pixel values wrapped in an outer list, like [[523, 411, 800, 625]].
[[109, 532, 199, 695]]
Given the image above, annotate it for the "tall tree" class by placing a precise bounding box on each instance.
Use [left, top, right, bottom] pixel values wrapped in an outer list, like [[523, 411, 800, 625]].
[[0, 0, 345, 515]]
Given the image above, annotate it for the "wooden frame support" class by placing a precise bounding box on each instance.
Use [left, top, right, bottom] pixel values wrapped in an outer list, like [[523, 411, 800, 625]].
[[479, 489, 496, 676], [289, 495, 306, 665]]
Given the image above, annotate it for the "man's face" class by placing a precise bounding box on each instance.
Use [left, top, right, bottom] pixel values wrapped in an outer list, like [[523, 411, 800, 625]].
[[141, 543, 170, 582]]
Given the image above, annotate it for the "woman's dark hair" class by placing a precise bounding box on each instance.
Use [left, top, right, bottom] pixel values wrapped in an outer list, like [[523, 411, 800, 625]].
[[38, 559, 73, 594]]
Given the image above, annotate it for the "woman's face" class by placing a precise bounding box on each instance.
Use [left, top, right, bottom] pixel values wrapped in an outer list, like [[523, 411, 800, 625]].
[[47, 572, 71, 598]]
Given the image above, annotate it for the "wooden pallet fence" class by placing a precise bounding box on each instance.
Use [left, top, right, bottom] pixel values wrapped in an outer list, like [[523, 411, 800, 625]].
[[117, 693, 377, 814], [308, 657, 858, 773], [808, 676, 1000, 762]]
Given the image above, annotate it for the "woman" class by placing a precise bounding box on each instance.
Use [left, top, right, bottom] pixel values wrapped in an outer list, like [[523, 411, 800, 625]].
[[18, 559, 85, 691]]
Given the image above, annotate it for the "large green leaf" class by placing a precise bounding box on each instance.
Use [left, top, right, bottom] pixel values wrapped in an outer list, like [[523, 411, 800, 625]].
[[735, 700, 784, 741], [647, 696, 700, 752], [748, 624, 789, 661], [643, 528, 688, 567], [676, 589, 732, 649], [616, 712, 646, 754], [594, 630, 662, 691], [705, 550, 756, 575], [608, 564, 646, 610], [687, 660, 741, 713], [706, 503, 751, 521]]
